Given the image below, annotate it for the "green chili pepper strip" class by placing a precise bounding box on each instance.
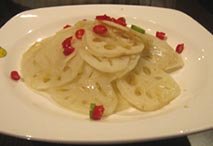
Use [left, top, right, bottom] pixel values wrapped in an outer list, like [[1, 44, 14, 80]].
[[0, 46, 7, 58], [131, 24, 145, 34], [89, 103, 96, 119]]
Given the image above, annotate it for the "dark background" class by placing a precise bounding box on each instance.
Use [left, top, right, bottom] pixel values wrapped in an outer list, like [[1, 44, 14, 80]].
[[1, 0, 213, 33], [0, 0, 212, 146]]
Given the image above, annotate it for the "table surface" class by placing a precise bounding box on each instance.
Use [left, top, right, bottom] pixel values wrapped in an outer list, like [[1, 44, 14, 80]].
[[0, 0, 212, 146]]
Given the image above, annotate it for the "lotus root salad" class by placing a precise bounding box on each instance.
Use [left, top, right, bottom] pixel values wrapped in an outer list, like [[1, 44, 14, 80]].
[[20, 15, 184, 120]]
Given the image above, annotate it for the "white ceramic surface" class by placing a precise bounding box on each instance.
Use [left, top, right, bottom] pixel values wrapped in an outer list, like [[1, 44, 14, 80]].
[[0, 5, 212, 144]]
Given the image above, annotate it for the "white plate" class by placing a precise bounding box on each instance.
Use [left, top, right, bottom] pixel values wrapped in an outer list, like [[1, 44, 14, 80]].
[[0, 5, 212, 144]]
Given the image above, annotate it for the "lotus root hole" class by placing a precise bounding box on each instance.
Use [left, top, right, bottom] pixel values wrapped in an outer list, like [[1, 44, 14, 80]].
[[125, 73, 137, 85], [143, 66, 151, 75], [135, 87, 143, 96]]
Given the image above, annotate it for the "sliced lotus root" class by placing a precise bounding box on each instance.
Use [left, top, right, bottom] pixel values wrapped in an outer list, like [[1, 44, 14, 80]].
[[116, 59, 180, 111]]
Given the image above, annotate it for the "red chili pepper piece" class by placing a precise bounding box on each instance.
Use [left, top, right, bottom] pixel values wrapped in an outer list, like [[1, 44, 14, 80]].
[[96, 14, 112, 21], [176, 43, 184, 54], [75, 29, 85, 40], [92, 105, 104, 120], [115, 17, 127, 26], [63, 24, 71, 29], [93, 24, 108, 35], [62, 36, 72, 49], [117, 17, 126, 22], [62, 36, 75, 56], [63, 47, 75, 56], [90, 103, 104, 120], [10, 71, 20, 81], [107, 16, 127, 26], [111, 17, 117, 23], [156, 31, 167, 40], [96, 15, 127, 27]]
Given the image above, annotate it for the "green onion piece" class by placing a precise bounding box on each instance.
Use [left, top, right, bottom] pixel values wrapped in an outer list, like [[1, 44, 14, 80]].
[[0, 46, 7, 58], [89, 103, 96, 118], [131, 24, 145, 34]]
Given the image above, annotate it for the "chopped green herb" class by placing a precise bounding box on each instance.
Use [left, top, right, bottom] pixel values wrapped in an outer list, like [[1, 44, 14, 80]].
[[89, 103, 96, 118], [131, 24, 145, 34]]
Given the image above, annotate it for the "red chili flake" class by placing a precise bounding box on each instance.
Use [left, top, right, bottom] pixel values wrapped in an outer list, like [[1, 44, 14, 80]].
[[96, 15, 127, 27], [75, 29, 85, 40], [62, 36, 72, 49], [62, 36, 75, 56], [63, 24, 71, 29], [176, 43, 184, 54], [90, 103, 104, 120], [10, 71, 20, 81], [115, 17, 127, 26], [63, 47, 75, 56], [96, 14, 112, 21], [111, 17, 117, 23], [117, 17, 126, 22], [110, 17, 127, 26], [93, 24, 108, 35], [156, 31, 167, 40]]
